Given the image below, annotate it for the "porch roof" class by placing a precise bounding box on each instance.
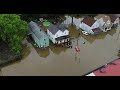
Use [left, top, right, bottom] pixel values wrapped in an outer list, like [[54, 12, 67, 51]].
[[55, 35, 70, 41]]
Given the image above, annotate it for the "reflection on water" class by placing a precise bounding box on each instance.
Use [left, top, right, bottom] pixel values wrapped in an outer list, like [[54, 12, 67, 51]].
[[108, 29, 117, 36], [79, 28, 117, 44], [49, 42, 67, 55], [27, 36, 50, 58], [27, 35, 67, 57], [1, 16, 120, 76], [21, 44, 31, 59], [68, 25, 80, 39], [35, 48, 50, 58], [0, 42, 31, 68]]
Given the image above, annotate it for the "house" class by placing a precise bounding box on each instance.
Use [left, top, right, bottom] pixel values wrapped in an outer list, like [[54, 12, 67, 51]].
[[73, 17, 83, 29], [47, 24, 70, 44], [80, 16, 101, 35], [28, 21, 49, 48], [107, 14, 119, 28], [94, 14, 112, 32], [63, 16, 72, 27]]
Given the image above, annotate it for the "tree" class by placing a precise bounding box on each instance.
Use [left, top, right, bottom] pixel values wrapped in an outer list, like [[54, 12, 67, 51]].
[[20, 14, 64, 22], [0, 14, 28, 55]]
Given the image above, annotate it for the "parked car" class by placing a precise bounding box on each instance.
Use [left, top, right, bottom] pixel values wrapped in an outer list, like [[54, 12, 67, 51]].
[[82, 31, 89, 35]]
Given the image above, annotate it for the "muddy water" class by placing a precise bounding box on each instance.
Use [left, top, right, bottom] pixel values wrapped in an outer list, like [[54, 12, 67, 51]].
[[1, 23, 120, 76]]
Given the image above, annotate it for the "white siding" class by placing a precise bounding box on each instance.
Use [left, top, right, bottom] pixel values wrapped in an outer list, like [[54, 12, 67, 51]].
[[80, 22, 94, 34], [63, 16, 72, 25], [91, 21, 99, 29], [94, 17, 97, 20], [114, 18, 119, 24], [47, 28, 69, 44], [97, 18, 105, 26], [106, 20, 110, 24], [73, 17, 81, 27], [95, 18, 101, 26], [63, 30, 69, 36], [47, 29, 56, 43], [47, 29, 64, 44], [54, 30, 63, 39]]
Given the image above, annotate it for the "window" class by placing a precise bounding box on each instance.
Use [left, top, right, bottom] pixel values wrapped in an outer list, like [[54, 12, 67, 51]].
[[44, 39, 46, 41], [56, 34, 58, 37], [45, 43, 46, 44]]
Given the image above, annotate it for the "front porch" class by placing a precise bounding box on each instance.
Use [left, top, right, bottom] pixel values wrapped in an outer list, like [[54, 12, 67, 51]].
[[55, 35, 70, 44], [101, 23, 112, 32]]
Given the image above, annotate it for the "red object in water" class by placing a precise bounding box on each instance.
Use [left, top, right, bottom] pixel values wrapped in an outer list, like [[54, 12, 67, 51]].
[[91, 58, 120, 76], [75, 46, 80, 52]]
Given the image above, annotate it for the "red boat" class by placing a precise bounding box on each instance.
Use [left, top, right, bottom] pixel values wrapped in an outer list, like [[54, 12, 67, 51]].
[[75, 46, 80, 52]]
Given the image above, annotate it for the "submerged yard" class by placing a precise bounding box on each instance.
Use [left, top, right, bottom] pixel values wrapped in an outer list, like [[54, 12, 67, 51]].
[[0, 23, 120, 76]]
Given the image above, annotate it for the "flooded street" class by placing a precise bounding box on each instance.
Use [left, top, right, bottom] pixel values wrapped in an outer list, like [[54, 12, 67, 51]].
[[1, 17, 120, 76]]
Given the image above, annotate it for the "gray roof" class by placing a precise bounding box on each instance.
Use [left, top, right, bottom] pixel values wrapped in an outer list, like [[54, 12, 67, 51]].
[[29, 21, 41, 32], [28, 21, 47, 40], [57, 24, 66, 32], [48, 24, 67, 35]]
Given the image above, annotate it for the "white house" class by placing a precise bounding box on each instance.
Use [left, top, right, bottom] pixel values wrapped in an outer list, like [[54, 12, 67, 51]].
[[63, 16, 72, 27], [80, 16, 101, 35], [47, 24, 70, 44], [73, 17, 83, 29], [94, 14, 112, 32], [107, 14, 119, 28]]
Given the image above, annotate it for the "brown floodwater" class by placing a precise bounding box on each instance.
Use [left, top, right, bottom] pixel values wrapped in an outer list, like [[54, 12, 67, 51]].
[[21, 43, 31, 59], [0, 20, 120, 76]]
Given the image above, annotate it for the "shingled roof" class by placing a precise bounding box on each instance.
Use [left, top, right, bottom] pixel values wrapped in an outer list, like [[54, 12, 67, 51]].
[[29, 21, 47, 40], [81, 16, 96, 27], [95, 14, 111, 22], [107, 14, 118, 23], [48, 24, 67, 35]]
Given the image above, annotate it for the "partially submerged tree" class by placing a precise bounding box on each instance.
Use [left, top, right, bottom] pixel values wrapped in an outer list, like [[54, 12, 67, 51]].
[[0, 14, 28, 55]]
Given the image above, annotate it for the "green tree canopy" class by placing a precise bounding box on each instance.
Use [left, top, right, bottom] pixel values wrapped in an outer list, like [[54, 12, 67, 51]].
[[0, 14, 28, 55]]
